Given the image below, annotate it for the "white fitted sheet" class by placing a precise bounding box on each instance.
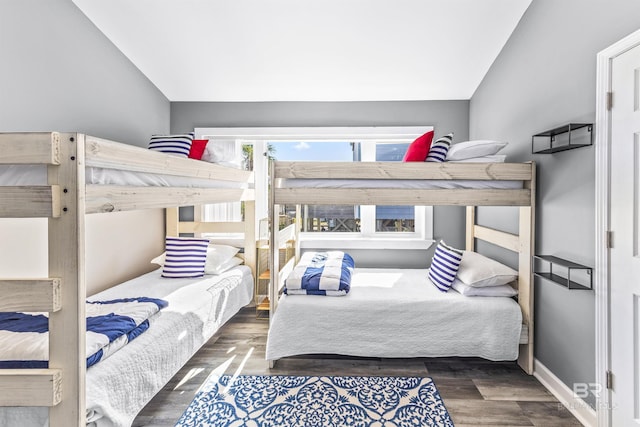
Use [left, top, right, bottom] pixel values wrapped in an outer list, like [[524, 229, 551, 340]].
[[266, 268, 522, 362], [0, 165, 247, 188], [0, 266, 253, 427]]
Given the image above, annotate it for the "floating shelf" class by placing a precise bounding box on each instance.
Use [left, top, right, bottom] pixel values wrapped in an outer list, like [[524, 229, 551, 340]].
[[533, 255, 592, 290], [255, 243, 270, 318], [258, 269, 271, 280], [532, 123, 593, 154], [256, 296, 270, 311]]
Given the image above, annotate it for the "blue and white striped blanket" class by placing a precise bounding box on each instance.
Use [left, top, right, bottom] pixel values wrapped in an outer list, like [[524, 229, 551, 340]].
[[0, 297, 167, 369], [284, 251, 355, 296]]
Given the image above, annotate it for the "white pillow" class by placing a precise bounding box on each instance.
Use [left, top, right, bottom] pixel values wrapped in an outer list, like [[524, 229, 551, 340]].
[[205, 244, 241, 273], [152, 244, 241, 275], [208, 256, 244, 275], [446, 140, 508, 161], [456, 251, 518, 287], [201, 140, 238, 163], [451, 278, 517, 297], [449, 154, 507, 163]]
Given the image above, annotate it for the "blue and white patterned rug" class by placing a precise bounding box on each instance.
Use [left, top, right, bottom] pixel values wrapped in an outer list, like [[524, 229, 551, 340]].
[[175, 374, 454, 427]]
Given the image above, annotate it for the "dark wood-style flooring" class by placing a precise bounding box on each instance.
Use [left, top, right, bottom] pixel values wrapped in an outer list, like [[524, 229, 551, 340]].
[[133, 307, 583, 426]]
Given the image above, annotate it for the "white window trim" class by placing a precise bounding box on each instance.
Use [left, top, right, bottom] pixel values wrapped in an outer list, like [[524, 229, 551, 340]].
[[195, 126, 434, 250]]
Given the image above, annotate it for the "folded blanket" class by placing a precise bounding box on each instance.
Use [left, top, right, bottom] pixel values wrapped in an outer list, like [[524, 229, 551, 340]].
[[285, 251, 355, 296], [0, 297, 167, 369]]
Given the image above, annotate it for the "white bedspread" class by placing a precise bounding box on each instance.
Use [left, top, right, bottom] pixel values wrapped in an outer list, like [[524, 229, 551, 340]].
[[266, 268, 522, 362], [0, 266, 253, 427]]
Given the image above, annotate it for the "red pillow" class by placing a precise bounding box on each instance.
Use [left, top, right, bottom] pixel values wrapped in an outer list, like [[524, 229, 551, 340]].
[[188, 139, 209, 160], [402, 130, 435, 162]]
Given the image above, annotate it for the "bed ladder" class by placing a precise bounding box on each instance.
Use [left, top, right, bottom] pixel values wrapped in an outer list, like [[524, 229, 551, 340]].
[[0, 280, 63, 407], [0, 132, 86, 426]]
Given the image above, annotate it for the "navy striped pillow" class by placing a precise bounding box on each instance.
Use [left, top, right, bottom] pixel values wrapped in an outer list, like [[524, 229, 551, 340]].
[[428, 240, 463, 291], [148, 132, 194, 158], [162, 237, 210, 278], [425, 133, 454, 163]]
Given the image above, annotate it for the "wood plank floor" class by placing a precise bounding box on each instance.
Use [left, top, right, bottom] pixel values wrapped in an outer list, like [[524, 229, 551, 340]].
[[133, 307, 583, 426]]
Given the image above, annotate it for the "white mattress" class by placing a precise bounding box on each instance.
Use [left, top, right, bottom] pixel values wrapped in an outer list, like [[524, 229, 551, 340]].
[[0, 266, 253, 427], [0, 165, 247, 188], [266, 268, 522, 362], [280, 178, 522, 189]]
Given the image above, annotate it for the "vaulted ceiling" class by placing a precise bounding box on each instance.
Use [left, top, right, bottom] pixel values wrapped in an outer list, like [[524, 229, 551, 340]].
[[73, 0, 531, 102]]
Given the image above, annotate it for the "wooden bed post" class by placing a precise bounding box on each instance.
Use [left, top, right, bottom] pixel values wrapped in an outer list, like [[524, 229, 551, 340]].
[[294, 205, 302, 262], [166, 207, 179, 237], [517, 206, 534, 375], [465, 206, 476, 251], [464, 161, 536, 376], [517, 162, 536, 375], [269, 159, 279, 319], [48, 133, 86, 426], [268, 160, 279, 371], [243, 200, 257, 279]]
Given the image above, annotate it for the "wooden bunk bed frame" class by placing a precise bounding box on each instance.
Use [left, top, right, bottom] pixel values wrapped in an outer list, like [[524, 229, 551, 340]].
[[0, 132, 256, 426], [269, 160, 536, 374]]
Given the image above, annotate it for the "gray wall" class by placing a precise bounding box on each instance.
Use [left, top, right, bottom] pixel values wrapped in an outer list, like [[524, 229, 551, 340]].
[[0, 0, 171, 293], [470, 0, 640, 408], [0, 0, 169, 146], [172, 100, 470, 266]]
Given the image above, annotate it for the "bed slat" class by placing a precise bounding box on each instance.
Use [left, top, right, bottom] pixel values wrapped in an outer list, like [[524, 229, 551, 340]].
[[179, 221, 246, 234], [0, 279, 61, 312], [85, 186, 254, 213], [0, 369, 62, 406], [275, 161, 533, 180], [473, 225, 520, 253], [84, 135, 252, 183], [275, 188, 532, 206], [0, 132, 60, 165], [0, 185, 61, 218]]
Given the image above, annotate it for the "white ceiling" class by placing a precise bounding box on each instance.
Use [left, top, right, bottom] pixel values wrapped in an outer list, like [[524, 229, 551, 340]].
[[72, 0, 531, 102]]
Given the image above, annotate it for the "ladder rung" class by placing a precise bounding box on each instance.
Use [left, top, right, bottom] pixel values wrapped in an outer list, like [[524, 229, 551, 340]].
[[0, 369, 62, 407], [0, 278, 61, 312]]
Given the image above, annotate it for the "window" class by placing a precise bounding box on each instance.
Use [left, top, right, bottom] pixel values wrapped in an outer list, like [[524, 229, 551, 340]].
[[196, 127, 434, 249], [270, 141, 359, 233]]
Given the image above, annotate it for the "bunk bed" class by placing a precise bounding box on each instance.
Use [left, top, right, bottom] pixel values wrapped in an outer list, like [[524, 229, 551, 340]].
[[266, 160, 536, 374], [0, 132, 257, 426]]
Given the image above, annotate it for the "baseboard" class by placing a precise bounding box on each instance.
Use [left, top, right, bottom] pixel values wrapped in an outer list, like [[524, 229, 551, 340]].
[[534, 359, 597, 427]]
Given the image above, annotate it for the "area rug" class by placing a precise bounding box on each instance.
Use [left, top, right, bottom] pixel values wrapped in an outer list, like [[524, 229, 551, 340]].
[[175, 374, 454, 427]]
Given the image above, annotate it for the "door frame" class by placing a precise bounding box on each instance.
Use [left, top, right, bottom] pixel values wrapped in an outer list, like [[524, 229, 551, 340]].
[[595, 27, 640, 427]]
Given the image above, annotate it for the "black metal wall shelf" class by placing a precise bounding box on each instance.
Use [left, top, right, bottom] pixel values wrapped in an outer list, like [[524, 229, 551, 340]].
[[532, 123, 593, 154], [533, 255, 592, 290]]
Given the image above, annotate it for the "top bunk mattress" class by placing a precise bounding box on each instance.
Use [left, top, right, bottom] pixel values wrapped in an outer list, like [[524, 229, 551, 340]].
[[0, 165, 248, 188], [266, 268, 522, 362]]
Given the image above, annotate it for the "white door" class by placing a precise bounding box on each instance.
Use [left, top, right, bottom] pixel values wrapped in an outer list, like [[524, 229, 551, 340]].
[[610, 43, 640, 426]]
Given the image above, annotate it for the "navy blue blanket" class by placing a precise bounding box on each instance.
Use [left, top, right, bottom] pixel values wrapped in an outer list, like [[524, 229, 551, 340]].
[[0, 297, 167, 368]]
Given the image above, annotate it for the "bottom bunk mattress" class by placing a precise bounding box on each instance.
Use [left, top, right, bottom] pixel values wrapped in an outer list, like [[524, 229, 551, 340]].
[[0, 265, 253, 427], [266, 268, 522, 362]]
